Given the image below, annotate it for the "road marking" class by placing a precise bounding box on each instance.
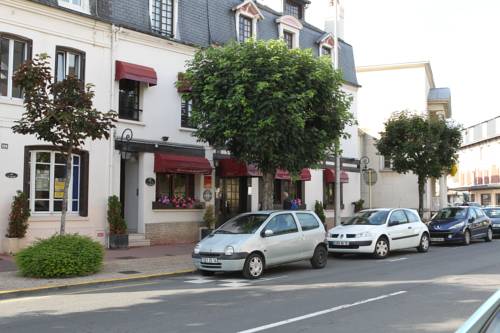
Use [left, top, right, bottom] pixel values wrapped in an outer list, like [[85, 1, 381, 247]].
[[236, 290, 407, 333], [184, 278, 213, 284], [388, 257, 408, 262]]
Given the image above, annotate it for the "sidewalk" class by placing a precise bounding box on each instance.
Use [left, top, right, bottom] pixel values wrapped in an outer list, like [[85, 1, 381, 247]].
[[0, 243, 196, 295]]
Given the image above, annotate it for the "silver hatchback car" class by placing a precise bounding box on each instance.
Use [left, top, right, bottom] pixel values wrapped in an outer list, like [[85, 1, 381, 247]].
[[192, 210, 328, 279]]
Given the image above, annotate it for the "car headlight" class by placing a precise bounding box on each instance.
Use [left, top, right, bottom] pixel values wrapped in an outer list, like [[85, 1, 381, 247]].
[[224, 246, 234, 256], [356, 231, 372, 238], [450, 221, 465, 230], [194, 244, 200, 254]]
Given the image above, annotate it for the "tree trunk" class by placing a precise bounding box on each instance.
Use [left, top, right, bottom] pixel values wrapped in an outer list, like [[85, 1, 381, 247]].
[[261, 172, 275, 210], [60, 146, 73, 235], [417, 175, 425, 219]]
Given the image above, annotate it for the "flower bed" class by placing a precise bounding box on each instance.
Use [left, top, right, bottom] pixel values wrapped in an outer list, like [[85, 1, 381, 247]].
[[153, 195, 205, 210]]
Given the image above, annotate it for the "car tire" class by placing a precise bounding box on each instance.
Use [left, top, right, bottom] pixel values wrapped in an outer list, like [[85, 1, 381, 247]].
[[417, 233, 430, 253], [373, 237, 390, 259], [463, 229, 471, 246], [242, 253, 264, 279], [198, 269, 215, 277], [485, 228, 493, 242], [310, 245, 328, 269]]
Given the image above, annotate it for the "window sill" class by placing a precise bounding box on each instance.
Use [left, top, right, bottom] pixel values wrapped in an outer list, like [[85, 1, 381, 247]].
[[29, 214, 88, 222], [179, 127, 196, 132], [0, 96, 24, 107], [117, 118, 146, 126]]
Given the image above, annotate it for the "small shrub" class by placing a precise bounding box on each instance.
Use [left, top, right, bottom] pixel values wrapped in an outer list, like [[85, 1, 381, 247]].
[[203, 205, 217, 229], [6, 191, 30, 238], [108, 195, 127, 235], [16, 234, 104, 278], [314, 201, 326, 225], [352, 199, 365, 213]]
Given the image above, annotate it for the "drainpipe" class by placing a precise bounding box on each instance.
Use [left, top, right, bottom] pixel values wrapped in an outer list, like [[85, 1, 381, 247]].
[[333, 1, 341, 227]]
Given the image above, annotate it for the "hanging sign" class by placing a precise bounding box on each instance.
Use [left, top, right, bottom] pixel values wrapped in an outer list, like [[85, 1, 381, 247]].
[[203, 189, 213, 202], [145, 177, 156, 186], [204, 175, 212, 189]]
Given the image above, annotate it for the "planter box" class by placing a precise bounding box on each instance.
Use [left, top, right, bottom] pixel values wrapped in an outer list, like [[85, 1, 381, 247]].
[[3, 237, 20, 255], [199, 228, 214, 240], [152, 202, 205, 210], [109, 234, 129, 249]]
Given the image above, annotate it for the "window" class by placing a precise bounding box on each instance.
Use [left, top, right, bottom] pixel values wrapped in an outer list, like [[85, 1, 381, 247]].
[[471, 194, 476, 202], [389, 210, 408, 225], [296, 213, 320, 231], [151, 0, 174, 37], [481, 193, 491, 206], [383, 156, 393, 170], [274, 180, 303, 204], [119, 79, 141, 121], [156, 173, 195, 199], [323, 182, 344, 209], [0, 35, 30, 98], [284, 0, 303, 19], [283, 31, 294, 49], [404, 210, 420, 223], [29, 151, 81, 213], [55, 47, 85, 82], [265, 214, 298, 235], [239, 15, 253, 42], [475, 207, 485, 218], [496, 194, 500, 206], [58, 0, 89, 13], [181, 99, 194, 128], [321, 46, 332, 57]]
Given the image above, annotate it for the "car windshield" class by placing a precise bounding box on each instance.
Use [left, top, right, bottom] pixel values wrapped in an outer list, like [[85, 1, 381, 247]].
[[215, 214, 270, 234], [484, 208, 500, 218], [434, 208, 467, 219], [343, 210, 389, 226]]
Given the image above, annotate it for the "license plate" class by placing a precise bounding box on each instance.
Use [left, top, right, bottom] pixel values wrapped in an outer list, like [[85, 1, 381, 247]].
[[201, 257, 219, 264], [431, 237, 444, 242], [333, 241, 350, 246]]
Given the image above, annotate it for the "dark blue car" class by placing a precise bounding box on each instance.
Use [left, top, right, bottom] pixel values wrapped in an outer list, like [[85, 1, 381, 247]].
[[483, 207, 500, 236], [429, 206, 493, 245]]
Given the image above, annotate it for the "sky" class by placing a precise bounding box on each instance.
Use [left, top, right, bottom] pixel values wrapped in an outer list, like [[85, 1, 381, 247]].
[[341, 0, 500, 127]]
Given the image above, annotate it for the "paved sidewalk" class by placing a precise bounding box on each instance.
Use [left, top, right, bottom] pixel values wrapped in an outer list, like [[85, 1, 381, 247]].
[[0, 243, 196, 294]]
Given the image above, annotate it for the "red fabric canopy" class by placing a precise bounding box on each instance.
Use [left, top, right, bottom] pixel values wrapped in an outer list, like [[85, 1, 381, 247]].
[[116, 61, 157, 86], [324, 168, 349, 183], [275, 169, 311, 181], [218, 159, 262, 177], [154, 153, 212, 174]]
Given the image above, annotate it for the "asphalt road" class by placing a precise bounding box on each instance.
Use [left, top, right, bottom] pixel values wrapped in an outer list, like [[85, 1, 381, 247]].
[[2, 239, 500, 333]]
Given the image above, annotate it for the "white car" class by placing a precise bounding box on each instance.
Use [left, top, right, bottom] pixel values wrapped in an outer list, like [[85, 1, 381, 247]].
[[327, 208, 430, 259]]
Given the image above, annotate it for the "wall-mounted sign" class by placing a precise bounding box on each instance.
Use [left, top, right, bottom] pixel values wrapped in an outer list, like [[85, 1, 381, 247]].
[[54, 180, 65, 199], [203, 189, 213, 202], [5, 172, 18, 179], [145, 177, 156, 186], [1, 143, 8, 149], [204, 175, 212, 189]]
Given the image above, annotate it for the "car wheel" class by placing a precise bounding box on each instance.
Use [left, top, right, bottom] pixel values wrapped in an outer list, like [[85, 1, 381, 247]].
[[198, 269, 215, 277], [417, 233, 430, 253], [463, 229, 471, 246], [485, 228, 493, 242], [242, 253, 264, 279], [310, 245, 328, 269], [373, 237, 390, 259]]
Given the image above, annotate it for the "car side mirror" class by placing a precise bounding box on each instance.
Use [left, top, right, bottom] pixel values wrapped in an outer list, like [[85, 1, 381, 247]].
[[262, 229, 274, 237], [388, 220, 399, 227], [468, 218, 474, 223]]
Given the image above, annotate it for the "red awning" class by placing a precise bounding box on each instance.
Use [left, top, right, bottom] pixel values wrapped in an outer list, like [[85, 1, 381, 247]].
[[218, 159, 262, 177], [116, 61, 157, 86], [324, 168, 349, 183], [275, 169, 311, 181], [154, 153, 212, 174]]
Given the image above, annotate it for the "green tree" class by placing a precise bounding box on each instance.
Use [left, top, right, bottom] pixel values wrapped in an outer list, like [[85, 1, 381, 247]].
[[182, 40, 353, 209], [376, 111, 462, 216], [13, 54, 116, 234]]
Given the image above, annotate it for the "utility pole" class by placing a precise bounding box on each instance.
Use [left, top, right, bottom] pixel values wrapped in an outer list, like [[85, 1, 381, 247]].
[[333, 0, 341, 227]]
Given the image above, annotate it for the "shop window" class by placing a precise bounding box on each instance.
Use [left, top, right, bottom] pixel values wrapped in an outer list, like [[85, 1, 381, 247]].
[[151, 0, 175, 37], [0, 34, 31, 98], [156, 173, 195, 201], [274, 180, 303, 204], [26, 150, 84, 214], [55, 47, 85, 82], [323, 182, 344, 210], [284, 0, 303, 19], [181, 99, 194, 128], [119, 79, 141, 121], [481, 193, 491, 206]]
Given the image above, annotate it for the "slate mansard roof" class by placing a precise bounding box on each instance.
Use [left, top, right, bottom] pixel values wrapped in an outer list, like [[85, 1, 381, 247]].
[[28, 0, 359, 87]]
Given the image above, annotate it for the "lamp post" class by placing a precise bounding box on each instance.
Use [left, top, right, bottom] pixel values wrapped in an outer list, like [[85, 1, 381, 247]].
[[119, 128, 133, 160]]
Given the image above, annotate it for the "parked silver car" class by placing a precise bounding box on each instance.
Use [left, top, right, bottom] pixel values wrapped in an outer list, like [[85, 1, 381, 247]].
[[192, 211, 328, 279]]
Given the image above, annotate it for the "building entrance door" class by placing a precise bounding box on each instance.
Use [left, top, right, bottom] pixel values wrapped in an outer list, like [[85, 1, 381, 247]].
[[120, 155, 139, 233], [218, 177, 249, 224]]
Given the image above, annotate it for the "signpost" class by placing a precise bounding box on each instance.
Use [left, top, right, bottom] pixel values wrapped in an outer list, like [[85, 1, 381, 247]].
[[360, 156, 378, 209]]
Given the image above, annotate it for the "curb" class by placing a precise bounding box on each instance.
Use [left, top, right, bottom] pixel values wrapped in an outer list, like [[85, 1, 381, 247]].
[[0, 268, 196, 300]]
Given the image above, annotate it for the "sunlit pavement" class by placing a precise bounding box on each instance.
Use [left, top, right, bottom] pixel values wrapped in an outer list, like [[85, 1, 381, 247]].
[[1, 240, 500, 333]]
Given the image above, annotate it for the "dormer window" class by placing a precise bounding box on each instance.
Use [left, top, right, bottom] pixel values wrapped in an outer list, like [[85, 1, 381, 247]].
[[321, 46, 332, 56], [57, 0, 90, 14], [233, 0, 264, 43], [151, 0, 175, 37], [276, 15, 303, 49], [317, 33, 335, 61], [283, 31, 294, 49], [284, 0, 304, 20]]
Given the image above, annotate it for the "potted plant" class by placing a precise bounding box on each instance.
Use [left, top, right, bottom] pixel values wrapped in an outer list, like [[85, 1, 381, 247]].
[[107, 196, 128, 249], [314, 200, 326, 227], [200, 205, 217, 239], [4, 191, 30, 254], [352, 199, 364, 213]]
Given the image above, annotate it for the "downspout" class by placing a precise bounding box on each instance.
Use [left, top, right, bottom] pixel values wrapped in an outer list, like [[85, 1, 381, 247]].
[[333, 0, 341, 227]]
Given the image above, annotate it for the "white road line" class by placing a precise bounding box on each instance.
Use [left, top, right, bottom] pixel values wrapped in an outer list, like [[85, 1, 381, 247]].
[[236, 290, 407, 333], [388, 257, 408, 262]]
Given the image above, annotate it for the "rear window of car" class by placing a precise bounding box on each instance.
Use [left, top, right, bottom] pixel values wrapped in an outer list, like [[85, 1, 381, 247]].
[[485, 209, 500, 218], [296, 213, 320, 231]]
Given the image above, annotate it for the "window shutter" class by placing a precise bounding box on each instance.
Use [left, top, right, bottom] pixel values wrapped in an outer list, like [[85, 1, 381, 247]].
[[23, 147, 30, 196], [79, 151, 89, 217]]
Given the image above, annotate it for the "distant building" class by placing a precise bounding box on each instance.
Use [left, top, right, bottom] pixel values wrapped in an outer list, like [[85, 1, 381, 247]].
[[448, 116, 500, 206]]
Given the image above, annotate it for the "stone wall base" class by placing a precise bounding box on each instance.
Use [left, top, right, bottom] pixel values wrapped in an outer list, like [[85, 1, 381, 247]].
[[145, 222, 204, 245]]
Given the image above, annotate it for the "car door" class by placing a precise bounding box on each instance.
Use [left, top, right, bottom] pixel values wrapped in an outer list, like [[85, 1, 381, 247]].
[[295, 212, 322, 258], [261, 213, 302, 266], [403, 209, 423, 247], [467, 208, 480, 238], [474, 208, 489, 237], [387, 210, 413, 250]]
